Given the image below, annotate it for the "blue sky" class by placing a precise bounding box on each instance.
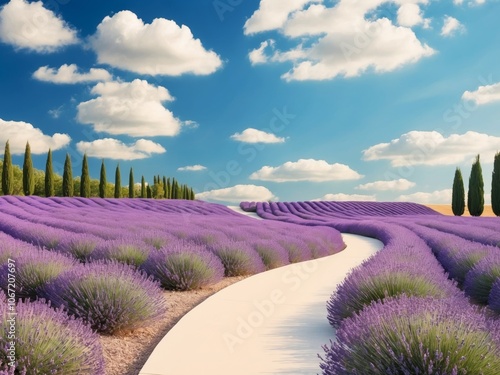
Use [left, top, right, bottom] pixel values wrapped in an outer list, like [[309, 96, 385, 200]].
[[0, 0, 499, 204]]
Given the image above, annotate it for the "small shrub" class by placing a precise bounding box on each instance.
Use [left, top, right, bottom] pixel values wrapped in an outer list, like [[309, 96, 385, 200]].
[[253, 240, 289, 270], [488, 278, 500, 314], [0, 249, 75, 300], [143, 241, 224, 290], [210, 240, 265, 276], [41, 261, 166, 334], [278, 236, 313, 263], [0, 295, 104, 374], [92, 239, 151, 268], [464, 253, 500, 304], [320, 296, 500, 375], [57, 233, 100, 262], [142, 231, 174, 250]]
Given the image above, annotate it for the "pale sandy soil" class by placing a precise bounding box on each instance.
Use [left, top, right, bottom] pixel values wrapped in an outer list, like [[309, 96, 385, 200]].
[[100, 276, 246, 375], [426, 204, 496, 217]]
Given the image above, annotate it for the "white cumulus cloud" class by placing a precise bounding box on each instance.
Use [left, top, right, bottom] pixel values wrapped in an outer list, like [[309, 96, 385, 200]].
[[230, 128, 285, 143], [90, 10, 222, 76], [77, 79, 183, 137], [363, 131, 500, 167], [398, 189, 452, 204], [76, 138, 166, 160], [33, 64, 112, 84], [196, 184, 276, 203], [317, 193, 377, 202], [441, 16, 465, 37], [0, 118, 70, 154], [462, 82, 500, 105], [249, 40, 274, 65], [356, 179, 416, 191], [245, 0, 435, 81], [177, 165, 207, 172], [250, 159, 363, 182], [0, 0, 78, 52]]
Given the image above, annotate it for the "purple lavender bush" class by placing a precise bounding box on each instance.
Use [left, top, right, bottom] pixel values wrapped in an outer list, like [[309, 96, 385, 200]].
[[252, 240, 290, 270], [91, 238, 151, 268], [143, 241, 224, 290], [41, 261, 166, 334], [320, 296, 500, 375], [210, 240, 266, 276], [56, 233, 101, 262], [277, 236, 313, 263], [489, 278, 500, 314], [0, 295, 104, 374], [0, 249, 76, 300], [464, 253, 500, 304]]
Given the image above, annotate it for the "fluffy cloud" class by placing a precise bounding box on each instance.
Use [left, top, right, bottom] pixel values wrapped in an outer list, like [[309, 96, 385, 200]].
[[462, 82, 500, 105], [0, 118, 70, 154], [441, 16, 465, 37], [363, 131, 500, 167], [453, 0, 486, 5], [397, 189, 452, 204], [196, 184, 276, 203], [356, 179, 416, 191], [33, 64, 112, 84], [90, 10, 222, 76], [76, 138, 166, 160], [0, 0, 77, 52], [244, 0, 320, 35], [246, 0, 435, 81], [249, 40, 274, 65], [250, 159, 363, 182], [177, 165, 207, 172], [397, 3, 430, 28], [230, 128, 285, 143], [77, 79, 182, 137], [317, 193, 377, 202]]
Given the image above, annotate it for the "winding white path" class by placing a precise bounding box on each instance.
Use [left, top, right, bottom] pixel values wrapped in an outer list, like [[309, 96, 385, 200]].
[[139, 224, 382, 375]]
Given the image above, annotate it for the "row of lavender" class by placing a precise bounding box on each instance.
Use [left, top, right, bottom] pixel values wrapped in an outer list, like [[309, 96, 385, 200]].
[[243, 201, 500, 374], [0, 197, 345, 374]]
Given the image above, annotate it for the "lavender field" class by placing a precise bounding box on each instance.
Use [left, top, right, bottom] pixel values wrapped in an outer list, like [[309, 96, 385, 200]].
[[239, 201, 500, 374], [1, 197, 500, 374]]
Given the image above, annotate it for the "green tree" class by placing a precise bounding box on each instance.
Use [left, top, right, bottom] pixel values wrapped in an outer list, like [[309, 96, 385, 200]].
[[451, 167, 465, 216], [129, 168, 134, 198], [62, 154, 74, 197], [147, 185, 152, 199], [22, 142, 34, 196], [141, 176, 146, 198], [80, 154, 90, 198], [467, 155, 484, 217], [99, 160, 107, 198], [2, 141, 13, 195], [44, 149, 54, 197], [492, 152, 500, 216], [162, 176, 167, 198], [114, 164, 121, 198]]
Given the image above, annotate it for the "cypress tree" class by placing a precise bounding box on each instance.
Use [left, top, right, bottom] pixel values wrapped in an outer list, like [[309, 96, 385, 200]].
[[141, 176, 146, 198], [129, 168, 134, 198], [114, 164, 121, 198], [147, 185, 152, 198], [171, 178, 177, 199], [451, 167, 465, 216], [154, 175, 157, 185], [44, 149, 54, 197], [22, 142, 34, 196], [467, 154, 484, 217], [163, 176, 167, 198], [99, 160, 107, 198], [2, 141, 13, 195], [62, 153, 73, 197], [492, 152, 500, 216], [166, 178, 171, 199], [80, 154, 90, 198], [190, 188, 195, 200]]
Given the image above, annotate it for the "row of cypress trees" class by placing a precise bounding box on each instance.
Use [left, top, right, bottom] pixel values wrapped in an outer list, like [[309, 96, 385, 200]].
[[1, 141, 196, 200], [452, 153, 500, 216]]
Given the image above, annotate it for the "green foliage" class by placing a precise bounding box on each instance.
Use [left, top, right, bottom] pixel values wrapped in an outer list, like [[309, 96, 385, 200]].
[[1, 140, 13, 195], [62, 154, 74, 197], [22, 142, 35, 196], [80, 154, 91, 198], [114, 164, 121, 198], [129, 168, 134, 198], [147, 185, 152, 199], [467, 154, 484, 217], [452, 167, 465, 216], [141, 176, 146, 198], [99, 160, 107, 198], [492, 152, 500, 216], [45, 149, 54, 197], [163, 176, 167, 198]]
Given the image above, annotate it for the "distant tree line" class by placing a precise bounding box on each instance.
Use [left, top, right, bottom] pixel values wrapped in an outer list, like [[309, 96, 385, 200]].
[[1, 141, 196, 200], [452, 153, 500, 217]]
